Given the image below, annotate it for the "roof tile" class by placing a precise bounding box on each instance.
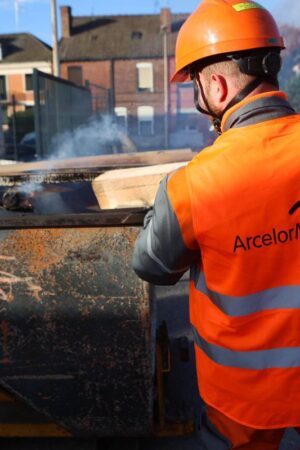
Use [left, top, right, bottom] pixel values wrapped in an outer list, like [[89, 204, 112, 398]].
[[59, 14, 188, 61], [0, 33, 52, 63]]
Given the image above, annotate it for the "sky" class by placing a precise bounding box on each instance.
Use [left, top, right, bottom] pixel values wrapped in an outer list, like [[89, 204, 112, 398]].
[[0, 0, 298, 46]]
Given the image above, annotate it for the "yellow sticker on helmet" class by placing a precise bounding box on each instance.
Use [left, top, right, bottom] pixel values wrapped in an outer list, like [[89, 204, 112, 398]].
[[233, 2, 264, 12]]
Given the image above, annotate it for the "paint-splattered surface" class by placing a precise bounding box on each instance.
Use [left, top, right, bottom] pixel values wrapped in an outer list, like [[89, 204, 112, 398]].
[[0, 226, 154, 436]]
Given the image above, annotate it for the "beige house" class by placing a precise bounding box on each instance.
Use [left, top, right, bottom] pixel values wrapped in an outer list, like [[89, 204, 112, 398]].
[[0, 33, 52, 123]]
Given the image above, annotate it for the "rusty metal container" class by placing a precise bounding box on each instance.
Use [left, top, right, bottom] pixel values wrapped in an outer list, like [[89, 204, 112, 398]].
[[0, 169, 154, 437]]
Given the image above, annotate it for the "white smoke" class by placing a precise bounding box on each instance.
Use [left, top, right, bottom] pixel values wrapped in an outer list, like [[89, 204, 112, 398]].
[[6, 116, 133, 214], [20, 182, 43, 194], [21, 183, 71, 213], [49, 115, 134, 160]]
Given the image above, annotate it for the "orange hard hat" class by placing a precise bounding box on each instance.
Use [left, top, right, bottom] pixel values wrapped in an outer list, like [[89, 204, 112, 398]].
[[171, 0, 285, 83]]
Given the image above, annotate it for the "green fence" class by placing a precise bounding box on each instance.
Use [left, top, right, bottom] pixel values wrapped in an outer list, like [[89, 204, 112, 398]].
[[33, 69, 93, 159]]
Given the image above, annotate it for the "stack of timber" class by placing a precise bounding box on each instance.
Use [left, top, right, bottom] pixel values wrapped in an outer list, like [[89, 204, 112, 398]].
[[0, 149, 195, 210], [92, 161, 189, 209]]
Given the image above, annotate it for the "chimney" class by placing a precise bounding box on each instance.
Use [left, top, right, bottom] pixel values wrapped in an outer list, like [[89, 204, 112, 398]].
[[160, 8, 171, 32], [61, 6, 72, 38]]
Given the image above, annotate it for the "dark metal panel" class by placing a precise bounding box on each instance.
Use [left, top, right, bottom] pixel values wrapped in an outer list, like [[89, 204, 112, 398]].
[[33, 69, 93, 158], [0, 226, 154, 436], [0, 211, 146, 229]]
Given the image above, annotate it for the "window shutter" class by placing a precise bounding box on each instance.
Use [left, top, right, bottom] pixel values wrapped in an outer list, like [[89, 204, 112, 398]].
[[137, 63, 153, 91]]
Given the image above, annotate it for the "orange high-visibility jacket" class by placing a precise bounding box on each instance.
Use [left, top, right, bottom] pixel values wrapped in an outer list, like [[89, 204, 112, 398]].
[[132, 91, 300, 428]]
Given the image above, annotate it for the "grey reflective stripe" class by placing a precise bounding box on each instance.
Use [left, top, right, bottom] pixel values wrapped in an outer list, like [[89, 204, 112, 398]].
[[192, 326, 300, 369], [146, 220, 191, 275], [224, 95, 296, 132], [132, 176, 199, 285], [192, 267, 300, 317]]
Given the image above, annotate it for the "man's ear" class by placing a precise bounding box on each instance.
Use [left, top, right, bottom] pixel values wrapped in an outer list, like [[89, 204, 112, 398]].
[[211, 73, 228, 103]]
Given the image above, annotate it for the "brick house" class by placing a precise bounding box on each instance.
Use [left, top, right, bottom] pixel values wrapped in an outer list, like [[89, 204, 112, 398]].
[[0, 33, 52, 123], [59, 7, 210, 151]]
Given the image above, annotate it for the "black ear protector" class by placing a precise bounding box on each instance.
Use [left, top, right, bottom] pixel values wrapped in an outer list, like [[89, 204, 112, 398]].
[[231, 50, 282, 86]]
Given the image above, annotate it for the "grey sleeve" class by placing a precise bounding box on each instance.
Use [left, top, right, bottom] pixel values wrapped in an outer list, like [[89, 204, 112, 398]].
[[132, 177, 200, 285]]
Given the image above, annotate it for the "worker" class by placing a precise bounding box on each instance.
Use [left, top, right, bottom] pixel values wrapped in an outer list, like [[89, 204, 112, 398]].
[[132, 0, 300, 448]]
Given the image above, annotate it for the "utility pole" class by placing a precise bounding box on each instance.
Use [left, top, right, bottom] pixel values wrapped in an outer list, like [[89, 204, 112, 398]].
[[160, 8, 171, 149], [0, 100, 5, 159], [163, 28, 169, 149], [11, 95, 18, 161], [50, 0, 60, 77]]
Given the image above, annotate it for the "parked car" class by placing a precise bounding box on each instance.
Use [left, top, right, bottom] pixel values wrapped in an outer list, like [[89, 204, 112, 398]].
[[18, 132, 37, 161], [4, 131, 37, 162]]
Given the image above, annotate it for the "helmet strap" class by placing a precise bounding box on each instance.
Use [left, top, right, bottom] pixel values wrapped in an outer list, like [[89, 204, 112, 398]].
[[193, 76, 223, 135], [221, 77, 263, 118], [193, 74, 263, 135]]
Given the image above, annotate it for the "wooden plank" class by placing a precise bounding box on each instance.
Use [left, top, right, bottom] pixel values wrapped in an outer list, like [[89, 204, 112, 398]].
[[92, 162, 188, 209], [0, 149, 194, 175]]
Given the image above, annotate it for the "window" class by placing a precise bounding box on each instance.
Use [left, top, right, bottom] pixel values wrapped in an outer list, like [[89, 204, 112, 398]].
[[25, 74, 33, 91], [137, 62, 153, 92], [0, 76, 7, 100], [67, 66, 83, 86], [138, 106, 154, 136], [114, 107, 128, 131], [132, 31, 142, 40]]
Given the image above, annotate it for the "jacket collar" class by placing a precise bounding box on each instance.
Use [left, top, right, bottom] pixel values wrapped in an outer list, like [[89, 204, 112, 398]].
[[221, 91, 296, 133]]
